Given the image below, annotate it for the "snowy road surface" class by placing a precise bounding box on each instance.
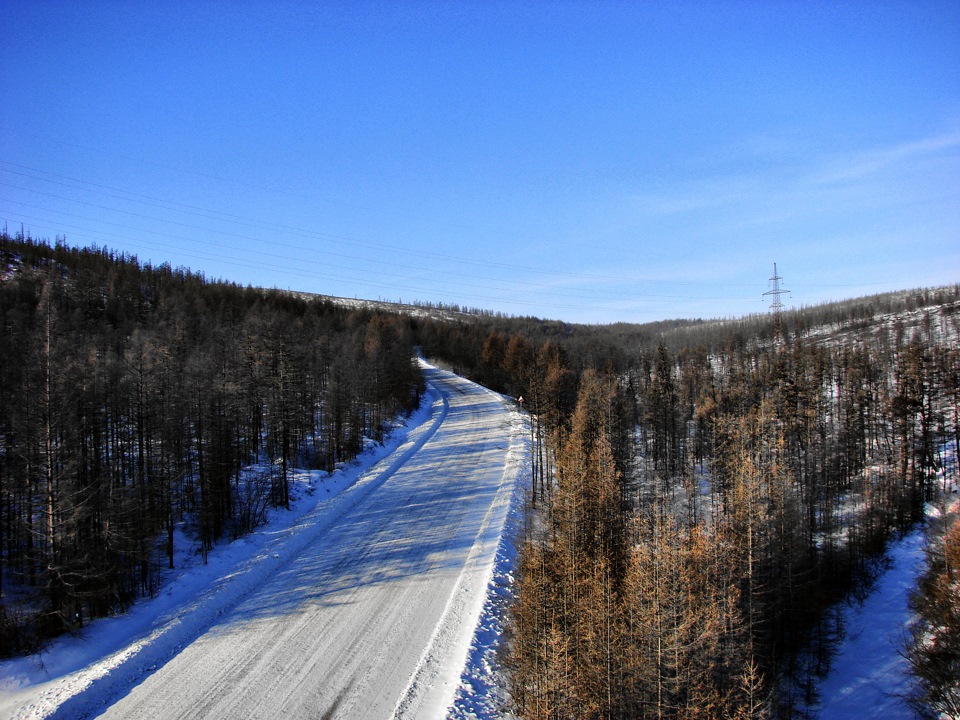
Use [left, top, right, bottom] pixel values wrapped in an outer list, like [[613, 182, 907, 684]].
[[0, 362, 523, 719]]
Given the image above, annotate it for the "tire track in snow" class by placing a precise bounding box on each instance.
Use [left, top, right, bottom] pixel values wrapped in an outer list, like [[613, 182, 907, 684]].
[[391, 384, 520, 720]]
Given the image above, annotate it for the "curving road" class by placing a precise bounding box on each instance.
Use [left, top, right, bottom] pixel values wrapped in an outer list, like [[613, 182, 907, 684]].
[[7, 362, 520, 720]]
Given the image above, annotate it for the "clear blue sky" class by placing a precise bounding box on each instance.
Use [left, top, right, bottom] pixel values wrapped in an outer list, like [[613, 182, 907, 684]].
[[2, 1, 958, 324]]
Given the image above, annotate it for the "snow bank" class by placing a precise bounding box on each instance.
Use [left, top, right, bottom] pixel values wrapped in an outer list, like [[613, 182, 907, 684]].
[[444, 411, 529, 720]]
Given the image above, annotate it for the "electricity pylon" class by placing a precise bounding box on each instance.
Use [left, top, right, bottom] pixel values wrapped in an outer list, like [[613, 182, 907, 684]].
[[763, 263, 790, 344]]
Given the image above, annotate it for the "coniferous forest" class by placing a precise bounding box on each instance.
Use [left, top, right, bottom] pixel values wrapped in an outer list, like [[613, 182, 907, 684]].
[[2, 232, 958, 718], [493, 294, 960, 718], [0, 233, 423, 653], [415, 282, 959, 718]]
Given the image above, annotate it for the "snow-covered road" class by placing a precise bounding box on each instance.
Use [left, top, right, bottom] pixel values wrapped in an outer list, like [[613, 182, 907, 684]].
[[0, 362, 523, 719]]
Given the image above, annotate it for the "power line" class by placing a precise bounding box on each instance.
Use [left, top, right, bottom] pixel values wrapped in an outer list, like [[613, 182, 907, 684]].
[[2, 197, 761, 306], [0, 159, 764, 289], [9, 211, 740, 314]]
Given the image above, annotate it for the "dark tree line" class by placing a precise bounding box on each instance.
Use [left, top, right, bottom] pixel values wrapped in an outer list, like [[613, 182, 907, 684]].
[[0, 233, 423, 654]]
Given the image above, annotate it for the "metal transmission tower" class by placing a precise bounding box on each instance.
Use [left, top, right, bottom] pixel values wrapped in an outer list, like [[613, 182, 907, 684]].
[[763, 262, 790, 343]]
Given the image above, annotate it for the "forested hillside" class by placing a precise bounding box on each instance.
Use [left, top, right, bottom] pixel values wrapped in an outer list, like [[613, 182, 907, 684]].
[[0, 233, 423, 654], [495, 287, 960, 718], [410, 277, 959, 718]]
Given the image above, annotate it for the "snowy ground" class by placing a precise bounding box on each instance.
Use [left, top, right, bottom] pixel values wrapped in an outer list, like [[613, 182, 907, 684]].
[[811, 527, 927, 719], [446, 419, 529, 720], [0, 360, 526, 719], [811, 455, 958, 719]]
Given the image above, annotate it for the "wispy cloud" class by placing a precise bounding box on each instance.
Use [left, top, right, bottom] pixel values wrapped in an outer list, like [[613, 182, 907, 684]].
[[626, 128, 960, 227], [811, 131, 960, 186]]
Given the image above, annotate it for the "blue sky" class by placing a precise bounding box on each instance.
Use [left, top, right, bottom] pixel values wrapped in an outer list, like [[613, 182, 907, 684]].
[[2, 1, 958, 324]]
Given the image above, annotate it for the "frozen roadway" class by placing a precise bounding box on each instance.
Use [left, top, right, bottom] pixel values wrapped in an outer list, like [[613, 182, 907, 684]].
[[1, 362, 524, 719]]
